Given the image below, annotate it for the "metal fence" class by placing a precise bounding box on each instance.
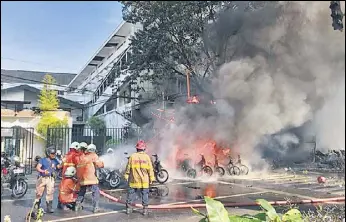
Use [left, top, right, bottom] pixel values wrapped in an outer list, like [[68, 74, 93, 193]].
[[46, 127, 142, 155], [1, 127, 34, 174]]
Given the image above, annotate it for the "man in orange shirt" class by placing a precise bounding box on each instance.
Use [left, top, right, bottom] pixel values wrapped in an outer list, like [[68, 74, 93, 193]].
[[58, 166, 80, 211], [75, 143, 104, 213]]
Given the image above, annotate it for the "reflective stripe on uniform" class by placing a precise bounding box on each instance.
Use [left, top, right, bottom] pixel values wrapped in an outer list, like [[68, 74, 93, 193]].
[[129, 164, 151, 169], [129, 182, 150, 188], [80, 179, 98, 185], [63, 162, 75, 166]]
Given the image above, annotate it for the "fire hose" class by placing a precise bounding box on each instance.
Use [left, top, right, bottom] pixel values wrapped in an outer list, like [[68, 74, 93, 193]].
[[99, 190, 345, 209]]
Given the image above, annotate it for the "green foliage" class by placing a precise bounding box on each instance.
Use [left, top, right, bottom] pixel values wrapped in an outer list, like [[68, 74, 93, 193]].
[[88, 116, 106, 136], [37, 112, 68, 139], [119, 1, 230, 93], [38, 74, 59, 111], [192, 197, 303, 222], [119, 1, 271, 95], [105, 138, 122, 146], [36, 74, 67, 143]]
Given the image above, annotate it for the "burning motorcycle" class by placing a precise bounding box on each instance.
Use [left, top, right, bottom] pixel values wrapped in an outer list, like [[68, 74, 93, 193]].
[[152, 154, 169, 184], [1, 154, 28, 198], [185, 154, 213, 179], [213, 154, 225, 177]]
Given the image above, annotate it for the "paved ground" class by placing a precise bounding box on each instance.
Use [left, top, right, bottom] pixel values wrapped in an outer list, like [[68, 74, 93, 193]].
[[1, 170, 344, 222]]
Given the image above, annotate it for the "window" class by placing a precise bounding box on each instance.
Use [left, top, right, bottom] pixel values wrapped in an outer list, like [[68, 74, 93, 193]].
[[105, 98, 117, 112], [120, 54, 127, 71], [95, 105, 105, 116]]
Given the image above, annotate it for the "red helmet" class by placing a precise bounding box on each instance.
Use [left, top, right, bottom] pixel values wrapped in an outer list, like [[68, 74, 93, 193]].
[[317, 176, 326, 184], [136, 140, 147, 150]]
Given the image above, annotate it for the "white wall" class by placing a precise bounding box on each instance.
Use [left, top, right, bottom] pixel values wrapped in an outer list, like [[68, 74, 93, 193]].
[[99, 110, 128, 129], [1, 88, 25, 101]]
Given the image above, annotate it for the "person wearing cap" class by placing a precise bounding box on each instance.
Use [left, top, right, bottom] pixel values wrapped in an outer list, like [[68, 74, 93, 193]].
[[75, 143, 104, 213], [34, 145, 62, 214], [58, 166, 80, 211], [124, 140, 155, 216]]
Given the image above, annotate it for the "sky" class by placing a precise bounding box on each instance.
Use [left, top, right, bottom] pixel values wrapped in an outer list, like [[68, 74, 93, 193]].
[[1, 1, 123, 74]]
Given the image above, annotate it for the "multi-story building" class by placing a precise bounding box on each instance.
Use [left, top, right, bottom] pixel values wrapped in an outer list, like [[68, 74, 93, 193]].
[[1, 69, 84, 123], [67, 21, 196, 130]]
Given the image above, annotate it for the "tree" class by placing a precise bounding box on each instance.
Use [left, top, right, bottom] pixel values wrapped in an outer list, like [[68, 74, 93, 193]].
[[36, 74, 68, 141], [119, 1, 268, 95], [88, 116, 106, 136], [38, 74, 59, 111]]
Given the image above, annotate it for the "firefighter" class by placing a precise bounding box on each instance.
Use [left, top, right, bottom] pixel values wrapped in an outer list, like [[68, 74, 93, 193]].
[[58, 166, 80, 211], [34, 146, 62, 214], [124, 140, 155, 215], [57, 141, 79, 209], [75, 143, 104, 213], [61, 142, 80, 176]]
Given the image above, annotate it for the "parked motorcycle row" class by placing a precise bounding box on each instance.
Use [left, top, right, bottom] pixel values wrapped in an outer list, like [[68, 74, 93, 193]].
[[1, 152, 28, 199], [1, 149, 248, 200], [179, 154, 249, 179]]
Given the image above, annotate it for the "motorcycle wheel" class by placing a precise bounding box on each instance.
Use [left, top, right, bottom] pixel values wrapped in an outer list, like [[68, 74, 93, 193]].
[[11, 179, 28, 199], [202, 166, 213, 176], [186, 168, 197, 179], [156, 169, 169, 184], [227, 165, 241, 176], [157, 186, 169, 197], [215, 167, 225, 177], [239, 164, 249, 175], [108, 175, 121, 189]]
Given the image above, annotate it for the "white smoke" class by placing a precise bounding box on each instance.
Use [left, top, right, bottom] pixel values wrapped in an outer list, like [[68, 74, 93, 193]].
[[135, 1, 345, 173], [313, 80, 345, 152], [99, 144, 134, 170], [210, 1, 345, 164]]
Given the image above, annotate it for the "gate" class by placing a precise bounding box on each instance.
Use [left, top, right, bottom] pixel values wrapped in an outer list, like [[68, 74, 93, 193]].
[[46, 127, 142, 155], [1, 127, 34, 174]]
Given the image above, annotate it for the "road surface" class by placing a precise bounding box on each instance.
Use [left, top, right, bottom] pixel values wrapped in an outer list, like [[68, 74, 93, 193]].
[[1, 170, 344, 222]]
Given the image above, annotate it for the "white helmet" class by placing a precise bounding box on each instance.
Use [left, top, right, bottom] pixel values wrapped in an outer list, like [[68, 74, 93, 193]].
[[107, 148, 114, 154], [79, 142, 88, 150], [86, 144, 96, 153], [70, 141, 79, 149], [56, 150, 62, 156], [64, 166, 76, 177]]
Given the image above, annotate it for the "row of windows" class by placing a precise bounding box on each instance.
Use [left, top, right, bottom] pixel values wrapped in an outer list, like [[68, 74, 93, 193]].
[[91, 50, 130, 104]]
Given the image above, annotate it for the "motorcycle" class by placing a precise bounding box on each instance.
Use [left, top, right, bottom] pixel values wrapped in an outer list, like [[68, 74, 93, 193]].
[[185, 154, 213, 179], [152, 154, 169, 184], [1, 154, 28, 199], [213, 154, 225, 177], [97, 168, 121, 189], [97, 152, 129, 189]]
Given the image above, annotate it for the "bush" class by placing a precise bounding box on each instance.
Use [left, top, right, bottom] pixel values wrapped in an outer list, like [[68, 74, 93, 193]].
[[192, 197, 303, 222]]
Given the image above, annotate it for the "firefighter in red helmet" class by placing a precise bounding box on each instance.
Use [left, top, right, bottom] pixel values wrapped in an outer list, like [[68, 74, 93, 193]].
[[124, 140, 155, 216]]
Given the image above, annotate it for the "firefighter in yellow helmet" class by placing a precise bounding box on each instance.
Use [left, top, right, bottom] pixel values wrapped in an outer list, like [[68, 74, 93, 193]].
[[124, 140, 155, 215]]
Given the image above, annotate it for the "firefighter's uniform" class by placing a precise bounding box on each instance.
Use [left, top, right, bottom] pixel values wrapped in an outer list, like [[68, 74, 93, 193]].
[[58, 166, 80, 210], [75, 144, 104, 213], [124, 140, 155, 215], [61, 142, 79, 177]]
